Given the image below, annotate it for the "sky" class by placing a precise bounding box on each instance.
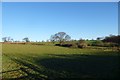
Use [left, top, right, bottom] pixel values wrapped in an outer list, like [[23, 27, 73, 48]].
[[2, 2, 118, 41], [1, 0, 120, 2]]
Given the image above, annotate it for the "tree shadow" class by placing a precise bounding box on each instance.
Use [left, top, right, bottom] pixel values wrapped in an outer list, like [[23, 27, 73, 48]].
[[34, 54, 120, 79], [3, 53, 120, 80], [2, 55, 48, 80], [1, 67, 37, 80]]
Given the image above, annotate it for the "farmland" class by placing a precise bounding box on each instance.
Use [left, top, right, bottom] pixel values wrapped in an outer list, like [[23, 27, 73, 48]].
[[2, 43, 120, 80]]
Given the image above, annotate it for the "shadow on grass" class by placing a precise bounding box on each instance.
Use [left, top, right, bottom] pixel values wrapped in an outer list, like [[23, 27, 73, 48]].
[[3, 53, 120, 80], [3, 54, 47, 80], [36, 54, 120, 79]]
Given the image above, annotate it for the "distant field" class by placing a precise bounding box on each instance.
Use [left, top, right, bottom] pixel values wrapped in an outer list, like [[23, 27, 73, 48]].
[[2, 43, 120, 80]]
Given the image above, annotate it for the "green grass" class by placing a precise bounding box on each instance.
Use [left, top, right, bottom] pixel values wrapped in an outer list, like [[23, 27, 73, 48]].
[[2, 44, 120, 79]]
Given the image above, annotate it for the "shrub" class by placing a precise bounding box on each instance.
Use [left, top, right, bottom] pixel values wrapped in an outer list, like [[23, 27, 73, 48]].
[[61, 44, 72, 47], [55, 43, 72, 47], [55, 44, 61, 46], [70, 43, 78, 48], [91, 40, 104, 46], [103, 42, 119, 47], [77, 39, 87, 48]]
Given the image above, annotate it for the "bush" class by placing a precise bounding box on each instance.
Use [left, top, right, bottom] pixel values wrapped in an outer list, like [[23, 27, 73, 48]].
[[78, 43, 87, 48], [77, 39, 87, 48], [70, 43, 78, 48], [91, 40, 104, 46], [55, 40, 88, 48], [55, 43, 73, 47], [55, 44, 61, 46], [103, 42, 119, 47], [61, 44, 72, 47]]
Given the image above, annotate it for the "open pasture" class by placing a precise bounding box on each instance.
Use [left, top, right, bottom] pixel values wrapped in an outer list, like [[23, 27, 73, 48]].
[[2, 43, 120, 80]]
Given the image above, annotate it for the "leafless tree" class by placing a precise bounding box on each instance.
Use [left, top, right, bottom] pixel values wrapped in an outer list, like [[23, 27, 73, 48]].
[[50, 32, 71, 44]]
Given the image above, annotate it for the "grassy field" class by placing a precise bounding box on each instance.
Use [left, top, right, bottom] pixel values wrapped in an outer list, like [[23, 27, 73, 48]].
[[2, 43, 120, 80]]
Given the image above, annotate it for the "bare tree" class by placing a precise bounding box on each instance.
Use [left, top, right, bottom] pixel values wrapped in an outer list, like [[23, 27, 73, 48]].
[[2, 37, 13, 42], [50, 32, 71, 44], [23, 37, 30, 42], [2, 37, 7, 42]]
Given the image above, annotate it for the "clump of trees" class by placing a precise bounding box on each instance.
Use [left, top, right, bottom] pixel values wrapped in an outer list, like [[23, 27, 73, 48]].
[[102, 35, 120, 46], [87, 35, 120, 47], [50, 32, 88, 48], [51, 33, 120, 49], [2, 37, 30, 43], [2, 33, 119, 49], [2, 37, 13, 42]]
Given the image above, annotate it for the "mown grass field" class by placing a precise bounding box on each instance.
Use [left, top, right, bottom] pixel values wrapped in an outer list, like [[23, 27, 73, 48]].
[[2, 43, 120, 80]]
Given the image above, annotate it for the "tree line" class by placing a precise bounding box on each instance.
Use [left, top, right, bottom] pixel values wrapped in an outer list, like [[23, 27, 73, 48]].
[[2, 37, 30, 42], [50, 32, 120, 48], [2, 32, 120, 48]]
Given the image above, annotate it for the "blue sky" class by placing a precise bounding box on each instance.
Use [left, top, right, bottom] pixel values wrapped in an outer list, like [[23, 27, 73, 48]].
[[2, 2, 118, 41]]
